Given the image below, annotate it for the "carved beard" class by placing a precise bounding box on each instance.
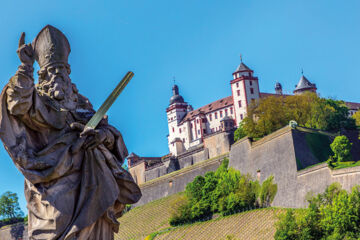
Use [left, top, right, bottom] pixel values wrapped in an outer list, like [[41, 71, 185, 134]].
[[39, 73, 78, 110]]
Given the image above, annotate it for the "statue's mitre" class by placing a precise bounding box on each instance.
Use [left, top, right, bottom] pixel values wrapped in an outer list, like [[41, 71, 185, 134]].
[[32, 25, 71, 69]]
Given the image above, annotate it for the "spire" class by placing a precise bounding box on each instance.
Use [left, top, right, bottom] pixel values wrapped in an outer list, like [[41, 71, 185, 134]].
[[293, 72, 317, 95], [234, 54, 252, 72]]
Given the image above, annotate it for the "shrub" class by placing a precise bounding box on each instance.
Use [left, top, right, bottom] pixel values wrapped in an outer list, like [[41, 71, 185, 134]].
[[274, 183, 360, 240], [330, 135, 352, 162], [169, 158, 278, 225], [234, 122, 246, 142], [259, 175, 278, 207]]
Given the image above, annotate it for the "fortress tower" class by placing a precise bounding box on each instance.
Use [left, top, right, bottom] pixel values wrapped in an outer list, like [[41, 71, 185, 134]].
[[293, 74, 317, 95], [230, 60, 260, 126], [166, 85, 190, 156]]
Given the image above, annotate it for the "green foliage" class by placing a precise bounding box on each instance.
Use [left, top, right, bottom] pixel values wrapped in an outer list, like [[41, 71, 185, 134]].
[[330, 135, 353, 163], [352, 111, 360, 126], [234, 122, 246, 142], [242, 93, 355, 138], [169, 158, 278, 226], [274, 183, 360, 240], [0, 191, 23, 220], [259, 175, 278, 207]]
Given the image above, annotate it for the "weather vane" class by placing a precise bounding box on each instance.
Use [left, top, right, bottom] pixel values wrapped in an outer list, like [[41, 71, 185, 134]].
[[240, 54, 243, 63]]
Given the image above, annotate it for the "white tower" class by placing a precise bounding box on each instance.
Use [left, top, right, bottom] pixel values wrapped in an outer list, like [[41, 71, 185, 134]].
[[230, 58, 260, 126], [166, 85, 188, 155]]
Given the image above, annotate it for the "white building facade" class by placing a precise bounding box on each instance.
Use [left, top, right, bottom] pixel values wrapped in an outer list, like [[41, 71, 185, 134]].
[[166, 60, 360, 156]]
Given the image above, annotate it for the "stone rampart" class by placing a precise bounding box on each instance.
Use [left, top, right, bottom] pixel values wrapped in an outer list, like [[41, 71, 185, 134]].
[[135, 153, 228, 206], [229, 126, 360, 208], [0, 223, 28, 240]]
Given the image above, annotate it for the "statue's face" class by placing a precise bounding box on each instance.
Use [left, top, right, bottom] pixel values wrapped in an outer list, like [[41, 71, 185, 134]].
[[38, 63, 78, 109], [42, 64, 71, 101]]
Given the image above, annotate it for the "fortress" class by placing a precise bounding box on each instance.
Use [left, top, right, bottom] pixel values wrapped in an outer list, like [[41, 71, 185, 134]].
[[128, 59, 360, 208]]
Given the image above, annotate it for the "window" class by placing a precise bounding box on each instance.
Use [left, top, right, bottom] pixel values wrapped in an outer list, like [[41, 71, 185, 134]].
[[209, 114, 212, 121], [171, 117, 173, 120], [203, 129, 206, 134], [240, 114, 243, 120], [236, 82, 239, 88], [198, 130, 200, 135], [172, 127, 174, 132], [225, 109, 228, 116], [250, 81, 253, 86], [237, 90, 240, 96], [190, 123, 193, 128], [215, 112, 218, 119], [202, 119, 205, 123], [238, 100, 242, 108], [250, 88, 254, 94], [211, 128, 214, 132], [196, 119, 199, 124], [183, 138, 185, 142], [179, 128, 182, 133], [220, 111, 223, 118], [230, 107, 233, 114]]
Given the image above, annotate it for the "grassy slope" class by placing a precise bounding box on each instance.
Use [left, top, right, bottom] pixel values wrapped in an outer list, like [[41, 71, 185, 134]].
[[116, 193, 286, 240]]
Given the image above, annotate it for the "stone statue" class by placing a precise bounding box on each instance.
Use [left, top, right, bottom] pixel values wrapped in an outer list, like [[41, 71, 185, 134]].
[[0, 25, 141, 239]]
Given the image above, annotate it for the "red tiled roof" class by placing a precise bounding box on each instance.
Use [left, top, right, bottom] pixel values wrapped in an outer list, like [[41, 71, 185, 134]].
[[180, 96, 233, 124], [345, 101, 360, 110]]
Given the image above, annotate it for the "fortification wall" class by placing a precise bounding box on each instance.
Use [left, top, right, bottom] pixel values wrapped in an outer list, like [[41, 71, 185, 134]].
[[135, 154, 228, 206], [229, 127, 299, 207], [296, 163, 360, 206], [204, 131, 233, 159], [229, 126, 360, 208], [0, 223, 28, 240]]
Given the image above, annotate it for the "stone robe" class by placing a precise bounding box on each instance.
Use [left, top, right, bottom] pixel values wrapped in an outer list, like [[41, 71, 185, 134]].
[[0, 66, 141, 239]]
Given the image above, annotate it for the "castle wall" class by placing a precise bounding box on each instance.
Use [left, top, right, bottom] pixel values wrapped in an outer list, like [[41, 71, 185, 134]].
[[0, 223, 28, 240], [229, 127, 299, 207], [129, 162, 146, 185], [145, 164, 167, 182], [204, 131, 233, 159], [135, 154, 228, 207], [229, 126, 360, 208]]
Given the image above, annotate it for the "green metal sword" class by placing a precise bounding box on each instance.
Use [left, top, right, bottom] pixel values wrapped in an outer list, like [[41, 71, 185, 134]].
[[85, 71, 134, 130], [71, 71, 134, 153]]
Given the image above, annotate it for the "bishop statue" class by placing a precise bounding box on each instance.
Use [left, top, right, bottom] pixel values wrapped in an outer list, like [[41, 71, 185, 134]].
[[0, 25, 141, 239]]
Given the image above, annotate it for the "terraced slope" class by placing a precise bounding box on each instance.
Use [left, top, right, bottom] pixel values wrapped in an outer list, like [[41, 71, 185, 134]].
[[116, 193, 286, 240], [154, 209, 284, 240], [115, 193, 180, 240]]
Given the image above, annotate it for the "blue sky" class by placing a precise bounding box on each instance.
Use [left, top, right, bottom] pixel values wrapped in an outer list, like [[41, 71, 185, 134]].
[[0, 0, 359, 213]]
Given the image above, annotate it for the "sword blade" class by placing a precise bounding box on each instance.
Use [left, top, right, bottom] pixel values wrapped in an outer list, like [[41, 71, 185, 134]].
[[85, 71, 134, 129]]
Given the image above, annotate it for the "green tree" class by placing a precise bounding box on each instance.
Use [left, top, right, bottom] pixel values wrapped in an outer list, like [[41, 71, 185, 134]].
[[275, 183, 360, 240], [234, 122, 247, 142], [352, 111, 360, 126], [0, 191, 24, 219], [330, 135, 352, 162], [242, 93, 355, 138]]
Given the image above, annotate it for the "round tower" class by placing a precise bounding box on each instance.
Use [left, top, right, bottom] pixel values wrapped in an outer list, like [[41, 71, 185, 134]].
[[275, 82, 283, 95]]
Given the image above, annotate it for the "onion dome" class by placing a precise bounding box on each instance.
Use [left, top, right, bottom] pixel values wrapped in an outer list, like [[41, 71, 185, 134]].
[[169, 84, 185, 105], [275, 82, 283, 95]]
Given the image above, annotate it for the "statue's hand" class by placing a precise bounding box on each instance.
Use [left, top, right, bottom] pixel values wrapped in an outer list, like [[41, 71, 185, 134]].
[[70, 122, 108, 152], [81, 127, 107, 150], [16, 32, 35, 66]]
